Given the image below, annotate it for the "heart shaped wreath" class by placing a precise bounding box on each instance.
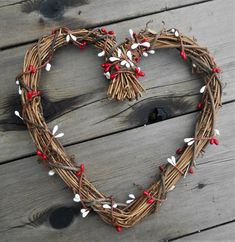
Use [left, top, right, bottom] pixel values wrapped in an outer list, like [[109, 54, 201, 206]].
[[15, 25, 222, 232]]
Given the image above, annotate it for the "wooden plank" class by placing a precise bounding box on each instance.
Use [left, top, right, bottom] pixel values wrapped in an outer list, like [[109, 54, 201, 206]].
[[0, 0, 234, 163], [0, 102, 234, 242], [174, 222, 235, 241], [0, 0, 207, 48]]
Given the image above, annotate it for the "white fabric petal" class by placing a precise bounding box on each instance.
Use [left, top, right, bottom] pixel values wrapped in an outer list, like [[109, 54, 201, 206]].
[[200, 85, 206, 93], [140, 42, 150, 48], [73, 194, 81, 202], [174, 31, 179, 37], [98, 50, 105, 57], [187, 140, 195, 146], [121, 60, 127, 66], [104, 72, 111, 79], [129, 194, 135, 199], [48, 170, 55, 176], [214, 129, 220, 136], [52, 125, 58, 135], [127, 51, 132, 60], [131, 43, 139, 49], [70, 34, 77, 41], [109, 57, 120, 62], [126, 200, 134, 204], [143, 52, 148, 57], [184, 138, 194, 143], [55, 133, 64, 138], [81, 209, 90, 218], [169, 185, 175, 191], [103, 204, 111, 209], [125, 62, 130, 68], [45, 63, 51, 72], [148, 50, 155, 54], [129, 29, 134, 38], [66, 34, 70, 42], [117, 48, 122, 58]]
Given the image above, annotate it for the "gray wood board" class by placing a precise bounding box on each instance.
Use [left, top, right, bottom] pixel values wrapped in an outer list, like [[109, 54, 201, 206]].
[[0, 0, 208, 48], [174, 222, 235, 241], [0, 102, 234, 242], [0, 0, 234, 163]]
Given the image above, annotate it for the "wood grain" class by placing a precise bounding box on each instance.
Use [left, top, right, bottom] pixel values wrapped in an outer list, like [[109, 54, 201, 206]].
[[0, 0, 234, 163], [0, 102, 234, 242], [0, 0, 207, 48], [174, 222, 235, 241]]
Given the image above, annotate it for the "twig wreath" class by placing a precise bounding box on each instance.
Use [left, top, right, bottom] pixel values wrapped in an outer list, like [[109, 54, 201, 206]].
[[15, 24, 222, 232]]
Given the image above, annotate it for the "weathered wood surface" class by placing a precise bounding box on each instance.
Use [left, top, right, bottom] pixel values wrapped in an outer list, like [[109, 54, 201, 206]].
[[0, 0, 207, 48], [175, 222, 235, 241], [0, 0, 234, 163], [0, 102, 234, 242], [0, 0, 234, 241]]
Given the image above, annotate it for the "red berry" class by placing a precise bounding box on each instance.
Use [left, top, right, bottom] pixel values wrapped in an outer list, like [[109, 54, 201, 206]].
[[101, 63, 106, 68], [135, 68, 140, 74], [104, 67, 110, 72], [27, 91, 34, 100], [209, 138, 215, 145], [176, 147, 183, 155], [75, 171, 82, 177], [212, 67, 221, 73], [110, 73, 117, 79], [138, 71, 145, 77], [114, 64, 120, 71], [141, 37, 148, 42], [188, 167, 194, 174], [108, 30, 115, 35], [79, 41, 87, 49], [197, 103, 204, 110], [214, 138, 219, 145], [143, 191, 149, 196], [42, 154, 47, 160], [36, 150, 42, 156], [115, 225, 122, 233], [180, 50, 187, 60], [101, 27, 107, 34], [80, 163, 85, 173], [28, 64, 37, 73], [147, 198, 155, 204], [159, 164, 165, 172]]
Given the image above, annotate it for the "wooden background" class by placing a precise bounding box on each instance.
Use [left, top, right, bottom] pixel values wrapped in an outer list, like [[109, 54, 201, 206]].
[[0, 0, 234, 241]]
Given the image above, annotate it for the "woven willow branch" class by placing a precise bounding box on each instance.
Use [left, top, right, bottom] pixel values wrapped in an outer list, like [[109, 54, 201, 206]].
[[15, 26, 222, 231]]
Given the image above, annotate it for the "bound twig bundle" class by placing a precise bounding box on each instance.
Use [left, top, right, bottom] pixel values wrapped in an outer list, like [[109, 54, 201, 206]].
[[15, 25, 222, 231]]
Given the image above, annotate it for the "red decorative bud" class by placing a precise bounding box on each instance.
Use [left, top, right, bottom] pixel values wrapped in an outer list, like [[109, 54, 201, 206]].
[[79, 40, 87, 49], [135, 68, 140, 74], [176, 147, 183, 155], [115, 225, 122, 232], [135, 57, 141, 63], [114, 64, 120, 71], [159, 164, 165, 172], [28, 64, 37, 73], [104, 67, 110, 72], [143, 191, 150, 196], [101, 27, 107, 34], [212, 67, 221, 73], [141, 37, 148, 42], [147, 198, 155, 204], [108, 30, 115, 35], [36, 150, 43, 156], [27, 91, 34, 100], [80, 163, 85, 173], [138, 71, 145, 77], [209, 136, 219, 145], [75, 171, 81, 177], [42, 154, 47, 160], [110, 73, 117, 79], [180, 50, 187, 60], [188, 167, 194, 174], [214, 138, 219, 145], [197, 102, 204, 110]]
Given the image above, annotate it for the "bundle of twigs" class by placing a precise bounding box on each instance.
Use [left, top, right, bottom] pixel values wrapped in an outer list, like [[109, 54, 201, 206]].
[[15, 25, 222, 231]]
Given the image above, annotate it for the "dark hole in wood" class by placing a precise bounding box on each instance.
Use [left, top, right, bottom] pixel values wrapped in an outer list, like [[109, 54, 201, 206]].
[[147, 107, 168, 124], [39, 0, 65, 18], [49, 207, 74, 229]]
